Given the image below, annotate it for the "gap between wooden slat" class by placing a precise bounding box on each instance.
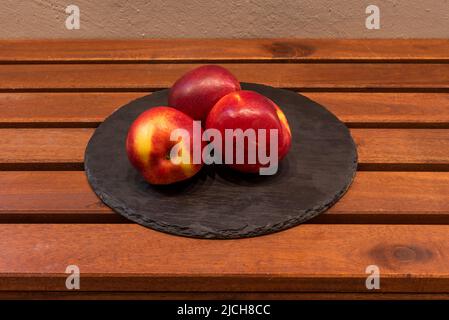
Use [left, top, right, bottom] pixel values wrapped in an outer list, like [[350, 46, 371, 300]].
[[357, 164, 449, 172], [3, 59, 449, 65], [3, 88, 449, 94], [5, 122, 449, 129], [0, 163, 84, 171], [1, 164, 448, 172]]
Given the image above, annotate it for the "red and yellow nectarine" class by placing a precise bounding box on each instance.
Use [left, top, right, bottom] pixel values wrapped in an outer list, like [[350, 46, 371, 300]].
[[126, 107, 203, 185]]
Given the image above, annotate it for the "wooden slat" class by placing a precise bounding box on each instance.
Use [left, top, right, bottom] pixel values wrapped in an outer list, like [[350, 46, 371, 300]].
[[304, 93, 449, 128], [1, 39, 449, 62], [0, 129, 91, 169], [2, 224, 449, 292], [0, 171, 448, 224], [0, 171, 115, 222], [1, 128, 448, 170], [0, 93, 141, 127], [352, 129, 449, 170], [1, 64, 449, 92], [324, 171, 449, 224], [2, 93, 449, 128]]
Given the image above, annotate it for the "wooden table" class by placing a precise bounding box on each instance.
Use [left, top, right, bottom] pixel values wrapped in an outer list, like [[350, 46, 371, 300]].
[[0, 39, 449, 300]]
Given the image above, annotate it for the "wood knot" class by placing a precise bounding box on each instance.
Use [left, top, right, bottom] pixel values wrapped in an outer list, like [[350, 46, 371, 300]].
[[393, 246, 418, 262], [368, 244, 433, 269]]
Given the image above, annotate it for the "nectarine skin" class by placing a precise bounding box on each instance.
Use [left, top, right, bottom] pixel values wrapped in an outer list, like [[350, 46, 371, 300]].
[[168, 65, 241, 122], [205, 90, 292, 173], [126, 106, 203, 185], [272, 103, 292, 161]]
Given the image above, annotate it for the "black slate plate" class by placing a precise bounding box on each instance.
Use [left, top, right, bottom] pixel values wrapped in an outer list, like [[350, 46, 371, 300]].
[[85, 83, 357, 239]]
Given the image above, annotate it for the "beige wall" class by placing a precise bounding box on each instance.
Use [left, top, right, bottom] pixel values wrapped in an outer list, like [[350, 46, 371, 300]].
[[0, 0, 448, 39]]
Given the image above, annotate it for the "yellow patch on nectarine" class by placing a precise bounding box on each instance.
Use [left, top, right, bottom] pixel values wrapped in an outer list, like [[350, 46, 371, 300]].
[[134, 123, 154, 165]]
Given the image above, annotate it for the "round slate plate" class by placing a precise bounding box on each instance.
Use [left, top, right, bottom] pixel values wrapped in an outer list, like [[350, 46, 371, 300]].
[[85, 83, 357, 239]]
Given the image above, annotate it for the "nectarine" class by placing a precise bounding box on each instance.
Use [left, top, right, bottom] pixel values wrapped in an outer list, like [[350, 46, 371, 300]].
[[168, 65, 241, 122], [126, 107, 203, 185]]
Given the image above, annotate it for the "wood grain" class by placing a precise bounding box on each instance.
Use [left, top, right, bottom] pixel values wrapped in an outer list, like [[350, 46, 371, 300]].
[[0, 171, 116, 222], [303, 93, 449, 128], [0, 171, 448, 224], [1, 39, 449, 62], [2, 92, 449, 128], [0, 93, 141, 127], [2, 64, 449, 92], [324, 171, 449, 224], [2, 224, 449, 292], [1, 128, 448, 170], [0, 128, 91, 169], [352, 129, 449, 170]]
